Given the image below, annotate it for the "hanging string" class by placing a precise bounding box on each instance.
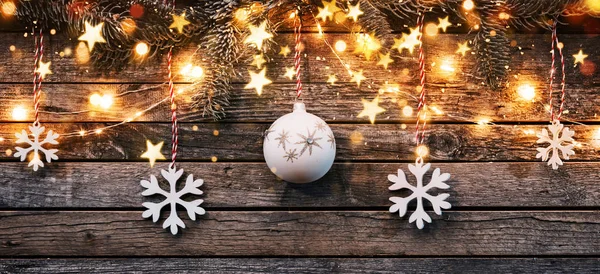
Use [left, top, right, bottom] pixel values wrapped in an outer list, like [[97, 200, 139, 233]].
[[414, 13, 427, 151], [33, 28, 43, 126], [166, 0, 178, 168], [548, 19, 566, 122], [294, 10, 303, 99]]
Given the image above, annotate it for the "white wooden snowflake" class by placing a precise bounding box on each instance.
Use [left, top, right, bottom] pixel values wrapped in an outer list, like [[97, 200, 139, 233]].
[[536, 120, 575, 170], [141, 166, 206, 235], [14, 123, 59, 171], [388, 162, 452, 229]]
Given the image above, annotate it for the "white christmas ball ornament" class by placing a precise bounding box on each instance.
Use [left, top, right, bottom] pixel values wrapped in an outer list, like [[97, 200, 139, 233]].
[[263, 102, 336, 183]]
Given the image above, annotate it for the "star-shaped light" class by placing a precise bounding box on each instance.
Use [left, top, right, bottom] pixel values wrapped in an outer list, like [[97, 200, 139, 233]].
[[316, 6, 333, 22], [456, 41, 471, 56], [244, 21, 273, 49], [284, 67, 296, 79], [346, 2, 364, 22], [351, 70, 366, 87], [327, 74, 338, 85], [141, 140, 166, 168], [169, 12, 191, 34], [35, 60, 52, 79], [437, 16, 452, 32], [377, 53, 394, 69], [78, 21, 106, 52], [395, 27, 421, 54], [358, 96, 386, 124], [573, 49, 588, 65], [245, 68, 272, 95], [251, 54, 267, 69], [323, 0, 342, 14], [354, 33, 381, 60], [279, 45, 291, 57]]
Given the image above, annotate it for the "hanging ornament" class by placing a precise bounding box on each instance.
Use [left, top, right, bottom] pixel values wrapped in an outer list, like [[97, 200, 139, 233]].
[[536, 20, 575, 170], [263, 10, 336, 184], [14, 29, 59, 171], [140, 0, 205, 235], [388, 13, 452, 229]]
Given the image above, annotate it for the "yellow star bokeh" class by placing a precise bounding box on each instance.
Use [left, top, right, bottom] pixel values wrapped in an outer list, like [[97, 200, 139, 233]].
[[78, 21, 106, 52], [456, 41, 471, 56], [573, 49, 588, 65], [354, 33, 381, 60], [316, 6, 333, 22], [141, 140, 166, 168], [346, 2, 364, 22], [244, 21, 273, 49], [437, 16, 452, 32], [394, 27, 421, 54], [377, 53, 394, 70], [35, 60, 52, 79], [169, 12, 191, 34], [357, 96, 386, 124], [284, 67, 295, 80], [279, 45, 291, 57], [245, 68, 272, 95], [351, 70, 366, 87], [323, 0, 342, 14]]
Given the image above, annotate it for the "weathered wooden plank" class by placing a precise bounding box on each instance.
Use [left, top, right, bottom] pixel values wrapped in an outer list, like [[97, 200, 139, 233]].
[[0, 32, 597, 86], [0, 123, 598, 161], [1, 258, 599, 273], [0, 211, 599, 256], [0, 78, 599, 123], [1, 162, 599, 209]]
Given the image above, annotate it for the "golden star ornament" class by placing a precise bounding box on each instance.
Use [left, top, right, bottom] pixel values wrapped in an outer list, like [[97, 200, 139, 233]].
[[78, 21, 107, 52], [141, 140, 166, 168], [169, 12, 191, 34]]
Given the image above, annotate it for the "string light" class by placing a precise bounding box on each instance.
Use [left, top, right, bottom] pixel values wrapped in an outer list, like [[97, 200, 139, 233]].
[[477, 118, 491, 125], [11, 106, 27, 121], [517, 83, 536, 101], [135, 42, 149, 56], [463, 0, 475, 11], [439, 58, 456, 73], [416, 145, 429, 158], [89, 93, 114, 110], [334, 40, 347, 52]]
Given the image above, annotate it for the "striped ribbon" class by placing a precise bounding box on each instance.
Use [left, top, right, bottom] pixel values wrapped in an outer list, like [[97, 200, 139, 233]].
[[415, 13, 427, 148], [33, 29, 43, 126], [166, 0, 178, 168], [549, 20, 566, 122], [294, 13, 303, 99]]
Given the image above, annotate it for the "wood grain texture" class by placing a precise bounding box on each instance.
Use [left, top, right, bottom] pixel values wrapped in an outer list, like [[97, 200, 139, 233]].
[[0, 33, 598, 123], [1, 258, 599, 273], [1, 211, 599, 256], [1, 123, 598, 161], [1, 162, 599, 209]]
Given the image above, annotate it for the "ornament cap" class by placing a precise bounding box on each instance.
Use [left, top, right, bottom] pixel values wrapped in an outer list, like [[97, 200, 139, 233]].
[[293, 102, 306, 113]]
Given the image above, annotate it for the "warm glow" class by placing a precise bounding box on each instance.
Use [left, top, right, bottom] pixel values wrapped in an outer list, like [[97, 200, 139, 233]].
[[477, 118, 491, 125], [439, 58, 456, 73], [1, 2, 16, 16], [463, 0, 474, 11], [180, 64, 203, 79], [180, 64, 192, 75], [335, 40, 347, 52], [135, 42, 149, 56], [424, 23, 439, 37], [499, 12, 510, 20], [585, 0, 600, 13], [12, 106, 27, 121], [79, 130, 86, 136], [90, 93, 114, 110], [402, 106, 413, 117], [416, 145, 429, 158], [191, 66, 204, 78], [517, 84, 536, 101], [234, 9, 249, 22], [121, 18, 137, 34]]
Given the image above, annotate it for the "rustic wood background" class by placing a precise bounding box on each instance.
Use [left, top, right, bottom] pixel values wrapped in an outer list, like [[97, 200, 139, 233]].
[[1, 6, 600, 273]]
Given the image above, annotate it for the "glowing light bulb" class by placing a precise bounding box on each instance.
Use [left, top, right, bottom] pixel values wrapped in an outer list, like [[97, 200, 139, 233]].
[[90, 93, 102, 106], [1, 2, 16, 16], [477, 118, 491, 125], [12, 106, 27, 121], [517, 84, 536, 101], [335, 40, 347, 52], [416, 145, 429, 158], [586, 0, 600, 13], [424, 23, 439, 37], [402, 106, 413, 117], [135, 42, 149, 56], [180, 64, 193, 75], [79, 130, 86, 136], [99, 94, 114, 109], [463, 0, 474, 11], [440, 59, 456, 73], [191, 66, 204, 78]]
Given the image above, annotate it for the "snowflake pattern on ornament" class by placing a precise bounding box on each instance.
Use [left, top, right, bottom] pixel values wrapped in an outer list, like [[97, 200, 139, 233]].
[[141, 166, 205, 235], [14, 123, 59, 171], [536, 120, 575, 170], [388, 162, 452, 229]]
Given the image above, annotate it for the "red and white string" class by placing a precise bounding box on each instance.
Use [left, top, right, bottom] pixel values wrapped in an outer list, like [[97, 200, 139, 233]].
[[166, 0, 178, 167], [33, 29, 43, 126], [294, 12, 303, 99], [548, 20, 566, 122], [414, 13, 427, 149]]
